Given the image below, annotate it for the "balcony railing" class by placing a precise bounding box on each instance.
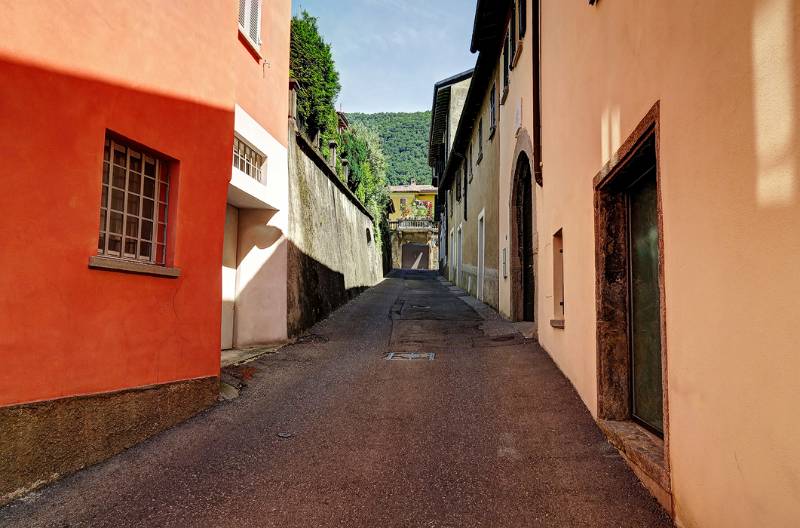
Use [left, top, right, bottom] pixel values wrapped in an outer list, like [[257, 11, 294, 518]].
[[389, 218, 439, 231]]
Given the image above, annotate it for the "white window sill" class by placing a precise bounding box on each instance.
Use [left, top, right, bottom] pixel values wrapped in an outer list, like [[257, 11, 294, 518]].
[[238, 27, 264, 61], [228, 167, 277, 210], [89, 256, 180, 278]]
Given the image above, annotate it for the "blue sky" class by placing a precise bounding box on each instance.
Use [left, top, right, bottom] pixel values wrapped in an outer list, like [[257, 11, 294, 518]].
[[291, 0, 477, 114]]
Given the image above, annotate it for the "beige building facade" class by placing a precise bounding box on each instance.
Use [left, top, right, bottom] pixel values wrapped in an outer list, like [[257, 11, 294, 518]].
[[534, 1, 800, 525], [435, 0, 800, 526]]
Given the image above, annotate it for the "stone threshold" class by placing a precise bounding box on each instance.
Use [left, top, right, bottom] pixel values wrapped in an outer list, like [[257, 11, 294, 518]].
[[598, 419, 673, 515], [221, 345, 282, 368]]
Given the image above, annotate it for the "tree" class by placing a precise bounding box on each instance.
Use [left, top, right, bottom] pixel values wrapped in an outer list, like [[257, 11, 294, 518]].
[[348, 111, 432, 185], [290, 11, 340, 142], [290, 11, 391, 265], [338, 123, 390, 254]]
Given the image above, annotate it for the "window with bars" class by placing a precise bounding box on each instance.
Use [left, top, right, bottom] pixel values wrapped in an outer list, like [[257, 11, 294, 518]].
[[99, 137, 169, 265], [238, 0, 262, 47], [233, 136, 266, 182]]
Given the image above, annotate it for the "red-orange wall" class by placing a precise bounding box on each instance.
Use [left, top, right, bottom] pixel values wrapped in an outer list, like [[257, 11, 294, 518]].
[[234, 0, 292, 146], [0, 1, 243, 406]]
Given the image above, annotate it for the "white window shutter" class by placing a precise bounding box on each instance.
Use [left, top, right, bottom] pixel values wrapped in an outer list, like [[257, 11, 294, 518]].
[[238, 0, 246, 28], [249, 0, 261, 45], [238, 0, 261, 46]]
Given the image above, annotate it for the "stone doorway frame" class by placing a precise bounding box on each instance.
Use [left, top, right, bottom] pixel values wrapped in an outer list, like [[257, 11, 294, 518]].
[[509, 129, 538, 322], [593, 101, 672, 513]]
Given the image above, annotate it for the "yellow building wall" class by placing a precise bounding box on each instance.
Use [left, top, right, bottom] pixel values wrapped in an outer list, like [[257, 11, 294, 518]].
[[498, 0, 538, 321], [389, 192, 436, 221]]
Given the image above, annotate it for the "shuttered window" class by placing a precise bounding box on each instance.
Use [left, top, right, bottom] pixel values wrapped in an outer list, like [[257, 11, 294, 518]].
[[238, 0, 261, 47]]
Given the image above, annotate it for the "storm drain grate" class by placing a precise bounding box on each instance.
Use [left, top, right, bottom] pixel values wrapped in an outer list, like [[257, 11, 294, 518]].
[[384, 352, 435, 361]]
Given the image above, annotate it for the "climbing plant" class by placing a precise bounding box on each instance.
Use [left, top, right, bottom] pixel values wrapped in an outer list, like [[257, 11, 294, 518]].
[[290, 11, 340, 146], [338, 123, 391, 256]]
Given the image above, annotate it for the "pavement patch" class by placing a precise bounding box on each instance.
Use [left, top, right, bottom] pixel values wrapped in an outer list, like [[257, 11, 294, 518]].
[[384, 352, 435, 361]]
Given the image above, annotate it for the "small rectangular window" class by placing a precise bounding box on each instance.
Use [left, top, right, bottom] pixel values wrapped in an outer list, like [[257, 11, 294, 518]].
[[467, 143, 473, 182], [99, 136, 170, 265], [233, 136, 266, 182], [489, 83, 497, 131], [463, 161, 469, 221], [238, 0, 262, 47], [553, 229, 565, 321], [478, 118, 483, 159], [503, 36, 510, 95], [510, 7, 517, 65]]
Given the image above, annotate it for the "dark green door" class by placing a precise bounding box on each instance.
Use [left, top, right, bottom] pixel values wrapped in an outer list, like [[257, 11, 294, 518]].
[[627, 169, 663, 434]]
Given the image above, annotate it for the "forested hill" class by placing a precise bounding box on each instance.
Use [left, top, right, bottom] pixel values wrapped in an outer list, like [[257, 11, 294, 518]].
[[348, 111, 432, 186]]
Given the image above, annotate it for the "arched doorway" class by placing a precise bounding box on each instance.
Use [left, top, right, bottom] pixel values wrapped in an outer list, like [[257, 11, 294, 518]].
[[511, 152, 535, 322]]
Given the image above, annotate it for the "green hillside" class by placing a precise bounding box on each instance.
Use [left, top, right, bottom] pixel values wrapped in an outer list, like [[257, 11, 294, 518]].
[[348, 111, 432, 186]]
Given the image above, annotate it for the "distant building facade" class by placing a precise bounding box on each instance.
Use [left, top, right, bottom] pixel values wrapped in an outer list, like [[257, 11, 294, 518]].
[[388, 181, 439, 270], [429, 69, 472, 271]]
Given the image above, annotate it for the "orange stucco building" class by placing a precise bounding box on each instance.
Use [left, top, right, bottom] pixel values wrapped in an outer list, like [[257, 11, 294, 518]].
[[0, 0, 290, 504]]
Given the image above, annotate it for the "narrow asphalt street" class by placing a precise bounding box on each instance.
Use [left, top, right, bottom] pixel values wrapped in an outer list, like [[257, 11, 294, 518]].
[[0, 271, 671, 528]]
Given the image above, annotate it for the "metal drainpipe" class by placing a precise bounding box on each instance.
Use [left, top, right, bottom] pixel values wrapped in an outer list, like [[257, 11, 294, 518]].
[[532, 0, 544, 186]]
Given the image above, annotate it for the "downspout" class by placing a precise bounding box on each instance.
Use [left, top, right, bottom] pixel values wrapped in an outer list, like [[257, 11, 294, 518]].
[[532, 0, 543, 187]]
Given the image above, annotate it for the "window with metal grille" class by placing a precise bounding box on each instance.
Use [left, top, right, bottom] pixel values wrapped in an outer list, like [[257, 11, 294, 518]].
[[233, 136, 266, 182], [238, 0, 261, 47], [99, 137, 169, 265]]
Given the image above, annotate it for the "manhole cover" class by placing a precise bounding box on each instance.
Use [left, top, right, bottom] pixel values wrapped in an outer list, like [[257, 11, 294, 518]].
[[384, 352, 435, 361]]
